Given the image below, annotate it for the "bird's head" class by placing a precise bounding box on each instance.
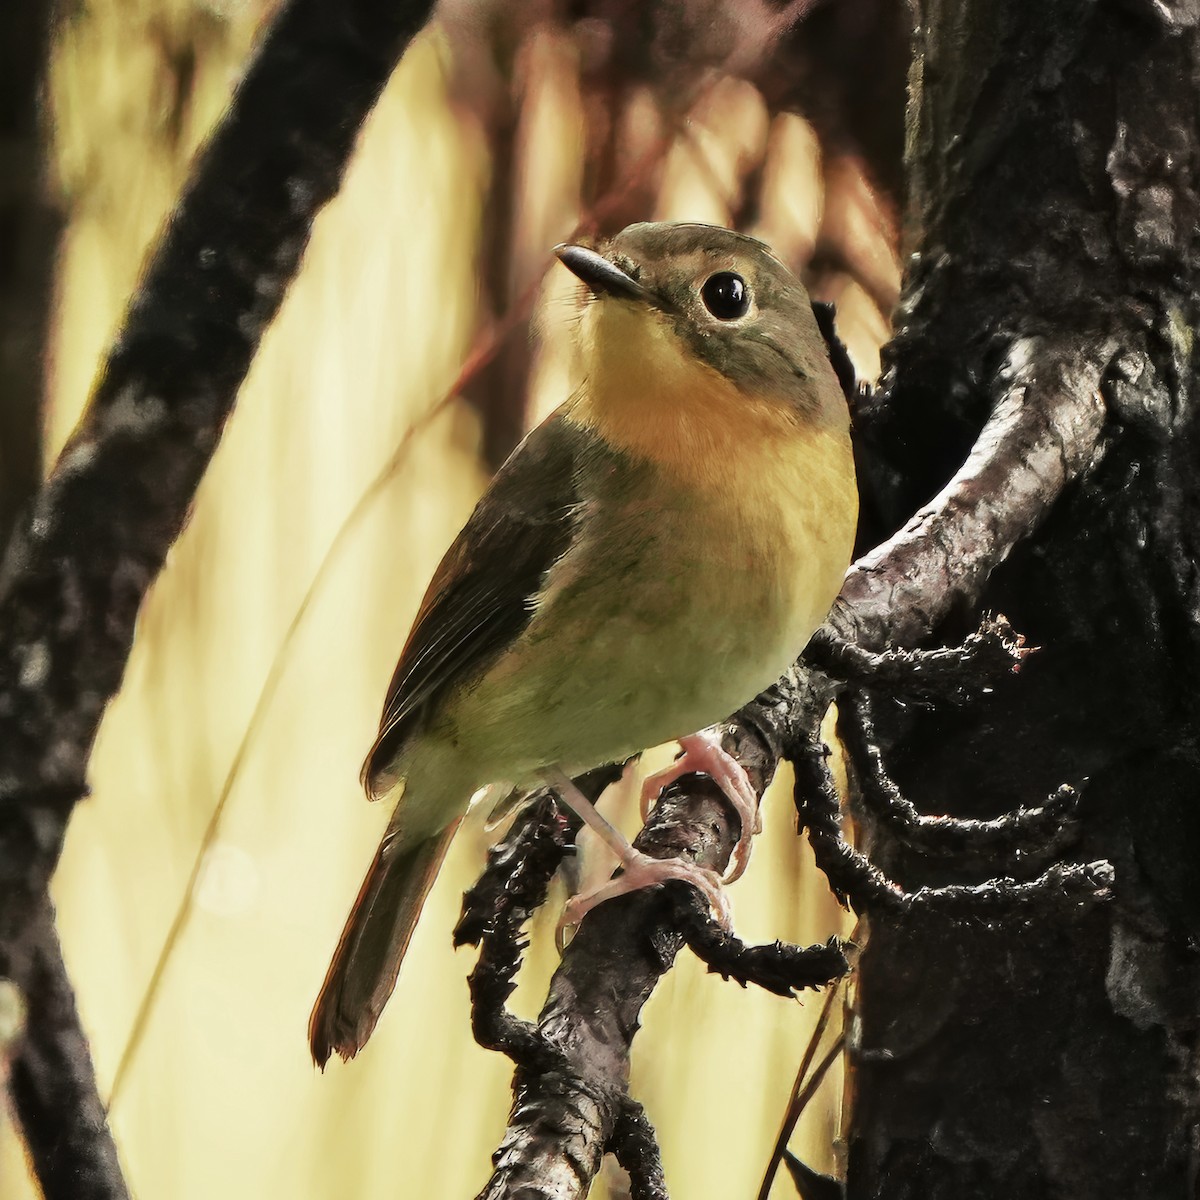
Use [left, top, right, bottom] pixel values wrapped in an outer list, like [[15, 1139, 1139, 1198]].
[[555, 221, 848, 437]]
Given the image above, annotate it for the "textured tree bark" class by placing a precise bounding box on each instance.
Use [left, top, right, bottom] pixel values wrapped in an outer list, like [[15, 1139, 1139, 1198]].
[[0, 2, 129, 1191], [0, 0, 437, 999], [0, 0, 438, 1192], [7, 904, 128, 1200], [468, 727, 848, 1200], [847, 2, 1200, 1196]]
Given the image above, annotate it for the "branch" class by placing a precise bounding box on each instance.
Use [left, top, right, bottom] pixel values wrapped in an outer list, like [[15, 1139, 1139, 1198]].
[[839, 691, 1083, 861], [475, 754, 752, 1200], [0, 0, 439, 1191], [791, 730, 1113, 918], [610, 1100, 670, 1200], [474, 723, 845, 1199], [6, 902, 127, 1200], [0, 0, 436, 997], [474, 259, 1116, 1200], [804, 614, 1031, 706], [455, 775, 614, 1069], [829, 336, 1112, 651], [676, 895, 847, 998]]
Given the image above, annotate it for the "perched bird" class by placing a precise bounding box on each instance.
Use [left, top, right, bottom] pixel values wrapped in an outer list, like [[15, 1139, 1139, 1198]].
[[309, 221, 858, 1067]]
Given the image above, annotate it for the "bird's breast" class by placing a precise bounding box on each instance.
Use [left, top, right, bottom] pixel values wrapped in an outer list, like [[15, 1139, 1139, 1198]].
[[463, 415, 857, 775]]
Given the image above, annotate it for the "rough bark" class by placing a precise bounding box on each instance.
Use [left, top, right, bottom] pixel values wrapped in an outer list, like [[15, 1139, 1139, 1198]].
[[0, 0, 129, 1189], [0, 0, 438, 1192], [835, 337, 1109, 651], [466, 719, 849, 1200], [0, 0, 437, 989], [7, 904, 128, 1200], [846, 2, 1200, 1196]]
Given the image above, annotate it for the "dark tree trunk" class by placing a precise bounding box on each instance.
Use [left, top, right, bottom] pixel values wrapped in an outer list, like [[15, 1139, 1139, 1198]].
[[849, 2, 1200, 1196]]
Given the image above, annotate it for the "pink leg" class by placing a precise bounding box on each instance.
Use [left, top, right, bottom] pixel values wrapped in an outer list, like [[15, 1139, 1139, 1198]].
[[639, 732, 760, 882], [541, 767, 733, 949]]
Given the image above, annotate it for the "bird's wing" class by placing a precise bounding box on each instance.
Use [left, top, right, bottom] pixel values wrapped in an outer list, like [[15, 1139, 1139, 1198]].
[[362, 409, 588, 797]]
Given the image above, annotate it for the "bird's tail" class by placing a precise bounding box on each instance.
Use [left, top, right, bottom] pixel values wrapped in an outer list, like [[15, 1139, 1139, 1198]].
[[309, 817, 459, 1067]]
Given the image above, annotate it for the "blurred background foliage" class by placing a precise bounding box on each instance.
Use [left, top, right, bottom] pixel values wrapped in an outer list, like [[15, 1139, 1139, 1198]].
[[0, 0, 902, 1195]]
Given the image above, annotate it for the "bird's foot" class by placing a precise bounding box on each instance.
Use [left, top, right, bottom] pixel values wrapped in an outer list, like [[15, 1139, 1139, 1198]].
[[556, 848, 731, 950], [639, 731, 760, 882]]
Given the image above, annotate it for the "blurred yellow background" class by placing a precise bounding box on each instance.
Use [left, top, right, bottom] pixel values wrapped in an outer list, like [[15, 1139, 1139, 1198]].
[[2, 3, 895, 1196]]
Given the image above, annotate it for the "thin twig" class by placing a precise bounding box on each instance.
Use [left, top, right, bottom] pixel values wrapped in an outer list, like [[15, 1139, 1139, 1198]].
[[765, 1040, 848, 1200], [788, 1038, 846, 1146], [757, 936, 854, 1200]]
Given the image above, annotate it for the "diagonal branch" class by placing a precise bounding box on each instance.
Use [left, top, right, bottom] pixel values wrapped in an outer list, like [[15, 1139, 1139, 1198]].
[[0, 0, 436, 982], [0, 0, 438, 1193], [475, 735, 765, 1200], [474, 335, 1117, 1195], [830, 336, 1112, 651], [6, 903, 128, 1200], [473, 722, 846, 1200]]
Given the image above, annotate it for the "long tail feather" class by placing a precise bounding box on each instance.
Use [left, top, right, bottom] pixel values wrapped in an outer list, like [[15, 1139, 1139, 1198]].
[[309, 818, 459, 1067]]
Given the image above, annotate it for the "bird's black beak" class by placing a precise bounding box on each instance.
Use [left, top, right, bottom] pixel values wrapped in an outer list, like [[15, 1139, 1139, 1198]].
[[555, 244, 645, 302]]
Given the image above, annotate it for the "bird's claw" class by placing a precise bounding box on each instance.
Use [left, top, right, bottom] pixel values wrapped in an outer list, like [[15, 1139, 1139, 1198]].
[[638, 732, 760, 882], [556, 849, 732, 951]]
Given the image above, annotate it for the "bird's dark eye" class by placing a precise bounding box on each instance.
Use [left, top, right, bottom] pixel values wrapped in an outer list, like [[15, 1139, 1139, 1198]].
[[701, 272, 750, 320]]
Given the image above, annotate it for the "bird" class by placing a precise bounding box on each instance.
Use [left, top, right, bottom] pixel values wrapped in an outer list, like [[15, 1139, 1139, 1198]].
[[309, 221, 858, 1067]]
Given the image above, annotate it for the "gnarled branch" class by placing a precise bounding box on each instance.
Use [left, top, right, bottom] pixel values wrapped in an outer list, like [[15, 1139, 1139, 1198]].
[[0, 0, 438, 973], [473, 722, 847, 1200], [476, 334, 1117, 1195]]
